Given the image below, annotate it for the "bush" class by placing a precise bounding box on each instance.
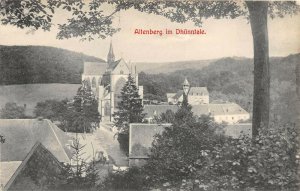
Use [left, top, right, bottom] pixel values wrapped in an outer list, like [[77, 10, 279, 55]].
[[144, 123, 299, 191], [100, 167, 146, 190]]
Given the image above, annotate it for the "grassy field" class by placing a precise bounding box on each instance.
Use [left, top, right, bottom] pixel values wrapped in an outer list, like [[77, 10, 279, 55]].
[[0, 84, 81, 116]]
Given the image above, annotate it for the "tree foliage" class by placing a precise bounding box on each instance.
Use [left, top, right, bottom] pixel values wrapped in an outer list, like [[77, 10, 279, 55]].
[[52, 0, 300, 41], [0, 102, 27, 119], [140, 105, 299, 190], [34, 99, 68, 121], [0, 0, 56, 30], [0, 45, 102, 85], [64, 80, 100, 133], [59, 136, 100, 190], [113, 74, 144, 155]]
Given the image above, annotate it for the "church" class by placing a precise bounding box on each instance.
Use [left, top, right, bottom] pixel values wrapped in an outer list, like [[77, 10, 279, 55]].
[[81, 42, 143, 121]]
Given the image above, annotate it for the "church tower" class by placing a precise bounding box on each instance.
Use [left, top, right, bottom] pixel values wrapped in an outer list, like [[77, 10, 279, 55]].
[[183, 78, 190, 95], [107, 41, 115, 65]]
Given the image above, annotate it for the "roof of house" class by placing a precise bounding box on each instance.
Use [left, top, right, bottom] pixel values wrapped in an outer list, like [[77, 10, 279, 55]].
[[166, 93, 176, 99], [189, 87, 209, 96], [0, 142, 63, 191], [223, 123, 252, 139], [173, 90, 184, 99], [129, 123, 171, 158], [192, 103, 249, 116], [168, 87, 209, 100], [0, 161, 22, 190], [83, 61, 107, 75], [0, 119, 72, 163], [144, 105, 179, 118], [143, 103, 249, 118]]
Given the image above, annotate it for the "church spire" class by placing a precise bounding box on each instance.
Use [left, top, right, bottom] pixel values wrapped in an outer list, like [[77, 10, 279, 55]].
[[107, 40, 115, 65]]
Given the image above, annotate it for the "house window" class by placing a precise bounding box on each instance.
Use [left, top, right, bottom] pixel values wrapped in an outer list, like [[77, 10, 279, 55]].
[[120, 70, 124, 74]]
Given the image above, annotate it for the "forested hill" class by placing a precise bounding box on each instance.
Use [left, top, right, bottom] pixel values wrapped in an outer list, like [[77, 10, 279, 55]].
[[0, 45, 104, 85], [139, 53, 300, 124]]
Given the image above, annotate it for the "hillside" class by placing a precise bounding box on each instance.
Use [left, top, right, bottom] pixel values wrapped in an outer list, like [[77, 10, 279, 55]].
[[135, 59, 214, 74], [0, 45, 103, 85], [139, 53, 300, 124], [0, 84, 81, 115]]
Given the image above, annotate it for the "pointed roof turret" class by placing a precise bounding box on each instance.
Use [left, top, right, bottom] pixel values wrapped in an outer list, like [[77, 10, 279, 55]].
[[182, 77, 190, 95], [107, 40, 115, 65], [183, 78, 190, 86]]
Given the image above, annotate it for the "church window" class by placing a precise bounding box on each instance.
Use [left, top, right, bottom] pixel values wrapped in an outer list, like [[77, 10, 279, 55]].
[[104, 102, 110, 116], [92, 77, 96, 88]]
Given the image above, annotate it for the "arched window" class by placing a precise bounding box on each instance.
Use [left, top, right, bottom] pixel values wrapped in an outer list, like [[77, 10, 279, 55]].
[[92, 77, 96, 88], [114, 77, 127, 106], [104, 102, 110, 116]]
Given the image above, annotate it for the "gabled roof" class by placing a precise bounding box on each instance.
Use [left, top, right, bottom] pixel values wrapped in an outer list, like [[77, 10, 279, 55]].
[[0, 161, 22, 191], [168, 87, 209, 100], [129, 123, 171, 158], [0, 142, 63, 191], [0, 119, 72, 163], [109, 58, 131, 74], [83, 61, 107, 75], [166, 93, 176, 99], [108, 59, 122, 70], [192, 103, 249, 116], [189, 87, 209, 96], [143, 103, 249, 118], [173, 90, 183, 99], [144, 105, 179, 118]]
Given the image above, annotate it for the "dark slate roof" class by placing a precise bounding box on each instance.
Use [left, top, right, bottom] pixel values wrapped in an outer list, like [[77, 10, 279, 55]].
[[143, 105, 179, 118], [189, 87, 209, 96], [129, 123, 171, 158], [1, 142, 63, 191], [0, 119, 72, 163], [223, 123, 252, 138], [83, 61, 107, 75]]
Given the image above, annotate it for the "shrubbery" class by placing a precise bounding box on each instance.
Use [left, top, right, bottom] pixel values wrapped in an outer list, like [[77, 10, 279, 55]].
[[141, 101, 300, 190], [106, 98, 299, 191]]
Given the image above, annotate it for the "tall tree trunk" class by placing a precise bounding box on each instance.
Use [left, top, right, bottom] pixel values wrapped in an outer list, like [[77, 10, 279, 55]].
[[297, 63, 300, 121], [296, 63, 300, 166], [246, 1, 270, 138]]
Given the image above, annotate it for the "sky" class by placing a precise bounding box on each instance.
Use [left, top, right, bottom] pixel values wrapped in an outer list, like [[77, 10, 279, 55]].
[[0, 3, 299, 62]]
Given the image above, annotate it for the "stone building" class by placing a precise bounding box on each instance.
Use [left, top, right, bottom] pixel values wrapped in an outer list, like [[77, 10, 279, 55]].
[[143, 103, 250, 124], [82, 42, 143, 121], [167, 78, 209, 105]]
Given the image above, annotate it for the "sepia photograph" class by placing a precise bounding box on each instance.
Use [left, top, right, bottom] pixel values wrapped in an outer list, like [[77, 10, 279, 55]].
[[0, 0, 300, 190]]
